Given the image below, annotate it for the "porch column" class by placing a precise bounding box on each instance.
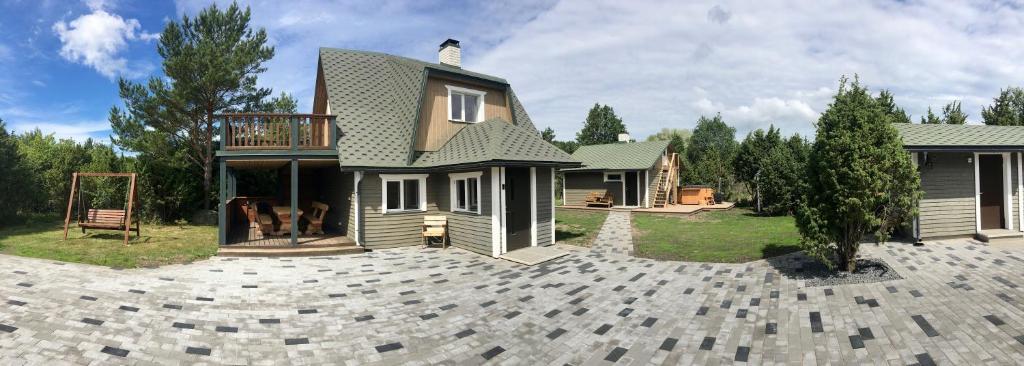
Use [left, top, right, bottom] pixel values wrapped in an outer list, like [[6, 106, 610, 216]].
[[291, 159, 298, 247], [218, 160, 227, 245]]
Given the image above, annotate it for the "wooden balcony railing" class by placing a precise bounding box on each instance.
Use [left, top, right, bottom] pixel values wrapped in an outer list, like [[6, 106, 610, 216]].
[[217, 113, 337, 150]]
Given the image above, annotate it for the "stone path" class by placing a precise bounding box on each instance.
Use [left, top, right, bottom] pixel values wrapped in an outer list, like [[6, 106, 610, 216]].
[[590, 210, 634, 256], [2, 239, 1024, 364]]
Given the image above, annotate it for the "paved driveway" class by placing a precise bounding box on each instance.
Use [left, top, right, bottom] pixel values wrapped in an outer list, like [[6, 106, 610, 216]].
[[2, 237, 1024, 365]]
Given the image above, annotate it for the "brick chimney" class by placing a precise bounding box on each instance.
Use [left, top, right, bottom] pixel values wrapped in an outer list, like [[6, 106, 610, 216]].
[[439, 39, 460, 68]]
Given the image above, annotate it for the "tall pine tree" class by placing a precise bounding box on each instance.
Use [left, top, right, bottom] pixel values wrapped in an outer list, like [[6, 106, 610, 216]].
[[110, 3, 275, 210], [575, 104, 627, 145], [876, 89, 911, 123], [981, 87, 1024, 126]]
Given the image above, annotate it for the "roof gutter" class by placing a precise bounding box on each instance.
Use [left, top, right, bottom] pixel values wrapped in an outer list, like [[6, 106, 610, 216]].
[[339, 160, 581, 173], [904, 145, 1024, 152]]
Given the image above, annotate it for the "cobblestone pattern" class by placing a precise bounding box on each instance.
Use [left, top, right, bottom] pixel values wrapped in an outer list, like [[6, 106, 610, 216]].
[[590, 210, 634, 256], [1, 239, 1024, 364]]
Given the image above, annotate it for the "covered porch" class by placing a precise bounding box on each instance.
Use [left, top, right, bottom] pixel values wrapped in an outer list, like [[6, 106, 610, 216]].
[[215, 113, 356, 250], [218, 158, 353, 248]]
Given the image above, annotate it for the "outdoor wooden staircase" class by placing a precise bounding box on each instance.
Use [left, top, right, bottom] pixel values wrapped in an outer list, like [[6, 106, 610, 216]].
[[652, 153, 680, 208]]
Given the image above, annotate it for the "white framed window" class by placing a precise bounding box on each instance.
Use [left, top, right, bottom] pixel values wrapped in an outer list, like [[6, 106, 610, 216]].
[[604, 172, 623, 182], [449, 171, 483, 214], [446, 85, 486, 123], [380, 174, 428, 214]]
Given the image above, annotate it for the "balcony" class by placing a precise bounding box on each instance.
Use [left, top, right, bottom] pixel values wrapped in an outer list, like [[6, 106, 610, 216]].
[[218, 113, 337, 151]]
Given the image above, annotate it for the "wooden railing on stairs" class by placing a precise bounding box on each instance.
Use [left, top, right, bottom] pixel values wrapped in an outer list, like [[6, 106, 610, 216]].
[[653, 153, 680, 208]]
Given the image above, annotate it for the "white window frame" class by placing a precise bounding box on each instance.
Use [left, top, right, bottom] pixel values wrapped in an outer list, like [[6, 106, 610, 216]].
[[446, 85, 486, 123], [604, 171, 624, 182], [380, 174, 428, 214], [449, 171, 483, 214]]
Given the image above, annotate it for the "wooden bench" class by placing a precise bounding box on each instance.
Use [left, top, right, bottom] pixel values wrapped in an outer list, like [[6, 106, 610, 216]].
[[584, 191, 614, 208], [422, 215, 448, 248], [81, 209, 139, 236], [303, 201, 329, 235]]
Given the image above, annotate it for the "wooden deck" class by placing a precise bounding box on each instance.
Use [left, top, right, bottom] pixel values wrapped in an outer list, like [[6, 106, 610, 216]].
[[225, 223, 355, 247], [559, 202, 735, 215], [634, 202, 735, 215]]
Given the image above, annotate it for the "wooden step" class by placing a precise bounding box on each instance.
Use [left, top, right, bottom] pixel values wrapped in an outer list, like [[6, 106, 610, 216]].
[[217, 244, 364, 257]]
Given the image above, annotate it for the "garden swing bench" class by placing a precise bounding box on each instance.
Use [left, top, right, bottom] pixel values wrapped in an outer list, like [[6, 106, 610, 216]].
[[62, 172, 140, 245]]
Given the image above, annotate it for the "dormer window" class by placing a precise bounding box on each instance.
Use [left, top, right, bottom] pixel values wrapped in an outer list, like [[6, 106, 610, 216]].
[[446, 85, 486, 123]]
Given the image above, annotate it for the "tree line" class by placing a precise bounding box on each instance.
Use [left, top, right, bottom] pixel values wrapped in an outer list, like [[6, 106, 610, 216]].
[[0, 3, 292, 225], [542, 76, 1024, 271]]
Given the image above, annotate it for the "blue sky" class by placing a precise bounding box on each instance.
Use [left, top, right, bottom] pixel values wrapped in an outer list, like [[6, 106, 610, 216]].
[[4, 0, 1024, 144]]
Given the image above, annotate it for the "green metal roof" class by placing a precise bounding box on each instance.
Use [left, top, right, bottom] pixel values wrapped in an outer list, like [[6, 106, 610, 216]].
[[412, 119, 577, 168], [563, 140, 670, 171], [894, 123, 1024, 148], [318, 48, 542, 168]]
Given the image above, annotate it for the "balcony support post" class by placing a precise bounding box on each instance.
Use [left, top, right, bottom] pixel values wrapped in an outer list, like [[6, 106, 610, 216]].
[[290, 158, 299, 247]]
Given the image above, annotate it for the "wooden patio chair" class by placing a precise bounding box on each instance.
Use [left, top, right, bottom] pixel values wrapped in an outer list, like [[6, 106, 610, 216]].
[[256, 213, 275, 235], [584, 191, 614, 208], [303, 201, 329, 235], [422, 215, 448, 249]]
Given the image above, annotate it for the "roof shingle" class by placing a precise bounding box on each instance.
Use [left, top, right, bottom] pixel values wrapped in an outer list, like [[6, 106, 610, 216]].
[[319, 48, 549, 168], [894, 123, 1024, 147], [412, 119, 576, 168], [563, 140, 671, 171]]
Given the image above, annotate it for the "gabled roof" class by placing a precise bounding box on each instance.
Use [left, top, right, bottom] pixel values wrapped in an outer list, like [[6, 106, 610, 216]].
[[894, 123, 1024, 149], [412, 119, 576, 168], [318, 48, 543, 168], [563, 140, 671, 171]]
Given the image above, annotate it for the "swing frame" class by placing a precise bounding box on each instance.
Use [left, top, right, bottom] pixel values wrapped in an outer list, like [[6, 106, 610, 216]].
[[62, 172, 140, 245]]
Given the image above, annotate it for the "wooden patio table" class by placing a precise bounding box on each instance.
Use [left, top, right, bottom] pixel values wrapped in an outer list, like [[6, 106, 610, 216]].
[[272, 206, 303, 235]]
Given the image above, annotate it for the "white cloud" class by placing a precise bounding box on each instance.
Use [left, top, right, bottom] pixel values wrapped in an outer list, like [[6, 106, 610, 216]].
[[168, 1, 1024, 141], [52, 5, 156, 79], [469, 0, 1024, 140], [694, 97, 818, 137]]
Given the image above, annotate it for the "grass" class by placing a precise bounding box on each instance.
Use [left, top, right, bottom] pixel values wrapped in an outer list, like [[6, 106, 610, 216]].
[[555, 208, 608, 247], [632, 208, 801, 263], [0, 218, 218, 268]]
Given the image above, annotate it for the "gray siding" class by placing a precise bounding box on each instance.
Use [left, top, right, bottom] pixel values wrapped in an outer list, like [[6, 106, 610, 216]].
[[563, 171, 625, 206], [918, 152, 976, 238], [537, 168, 553, 245], [646, 165, 660, 208], [361, 173, 441, 249], [438, 171, 493, 256], [359, 171, 493, 255]]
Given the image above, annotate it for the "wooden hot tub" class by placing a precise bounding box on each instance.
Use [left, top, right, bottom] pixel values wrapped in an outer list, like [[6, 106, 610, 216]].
[[679, 186, 715, 205]]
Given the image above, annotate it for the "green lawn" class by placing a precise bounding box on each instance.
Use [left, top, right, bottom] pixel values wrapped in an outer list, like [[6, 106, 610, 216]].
[[0, 218, 218, 268], [632, 208, 801, 263], [555, 208, 608, 247]]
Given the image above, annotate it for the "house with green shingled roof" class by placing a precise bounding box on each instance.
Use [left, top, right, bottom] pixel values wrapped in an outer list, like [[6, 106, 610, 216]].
[[215, 39, 579, 257], [559, 139, 680, 208], [894, 123, 1024, 242]]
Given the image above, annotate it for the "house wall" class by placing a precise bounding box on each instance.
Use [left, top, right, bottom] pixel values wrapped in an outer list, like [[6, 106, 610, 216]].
[[537, 168, 553, 245], [415, 77, 512, 151], [563, 171, 625, 206], [359, 170, 494, 255], [434, 170, 494, 256], [918, 152, 976, 238], [646, 164, 661, 208]]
